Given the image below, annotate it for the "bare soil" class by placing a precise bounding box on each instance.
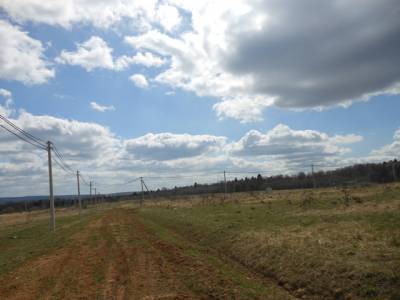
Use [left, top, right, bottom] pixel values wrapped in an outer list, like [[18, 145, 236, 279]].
[[0, 208, 294, 299]]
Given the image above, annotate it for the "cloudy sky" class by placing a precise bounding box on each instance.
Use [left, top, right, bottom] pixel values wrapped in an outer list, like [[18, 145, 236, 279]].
[[0, 0, 399, 197]]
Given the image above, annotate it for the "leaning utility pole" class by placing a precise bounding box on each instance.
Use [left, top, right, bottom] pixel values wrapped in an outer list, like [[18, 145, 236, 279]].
[[140, 177, 145, 206], [47, 141, 55, 231], [311, 164, 316, 189], [76, 170, 81, 210]]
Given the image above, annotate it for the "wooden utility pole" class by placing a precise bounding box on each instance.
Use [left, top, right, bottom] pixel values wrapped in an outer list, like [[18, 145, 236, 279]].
[[89, 181, 92, 204], [76, 170, 81, 210], [140, 177, 144, 206], [47, 141, 55, 231], [311, 164, 316, 189], [94, 188, 97, 206], [223, 170, 227, 202]]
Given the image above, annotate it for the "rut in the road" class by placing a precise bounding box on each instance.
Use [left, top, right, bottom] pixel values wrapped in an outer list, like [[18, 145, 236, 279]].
[[0, 209, 295, 299]]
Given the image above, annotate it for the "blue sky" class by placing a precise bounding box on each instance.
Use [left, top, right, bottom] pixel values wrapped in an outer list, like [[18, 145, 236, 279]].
[[0, 0, 399, 196]]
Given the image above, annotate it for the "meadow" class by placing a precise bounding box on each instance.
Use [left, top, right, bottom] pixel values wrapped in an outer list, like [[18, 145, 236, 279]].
[[0, 183, 399, 299]]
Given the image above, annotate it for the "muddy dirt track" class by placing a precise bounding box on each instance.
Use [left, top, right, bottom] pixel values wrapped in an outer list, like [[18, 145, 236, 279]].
[[0, 209, 295, 299]]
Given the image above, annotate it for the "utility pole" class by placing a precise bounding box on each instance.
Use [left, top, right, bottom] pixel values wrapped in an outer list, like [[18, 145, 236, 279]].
[[47, 141, 55, 231], [393, 160, 397, 182], [76, 170, 81, 210], [94, 188, 97, 206], [142, 178, 157, 204], [140, 177, 144, 206], [223, 170, 227, 202], [89, 181, 92, 205], [311, 164, 316, 189]]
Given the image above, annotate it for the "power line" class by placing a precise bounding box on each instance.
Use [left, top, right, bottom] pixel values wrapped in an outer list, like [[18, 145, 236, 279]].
[[79, 174, 91, 186], [143, 172, 221, 180], [0, 114, 46, 149], [94, 177, 141, 187], [0, 124, 47, 150], [51, 143, 75, 174], [52, 154, 75, 175]]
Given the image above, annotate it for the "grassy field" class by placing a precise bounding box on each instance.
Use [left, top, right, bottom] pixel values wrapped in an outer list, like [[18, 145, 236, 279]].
[[0, 183, 399, 299]]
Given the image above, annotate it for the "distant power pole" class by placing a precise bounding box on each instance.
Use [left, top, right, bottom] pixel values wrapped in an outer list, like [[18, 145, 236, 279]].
[[94, 188, 97, 206], [47, 141, 55, 231], [393, 161, 397, 181], [311, 164, 317, 189], [223, 170, 227, 201], [140, 177, 145, 206], [76, 170, 81, 210], [89, 181, 92, 204]]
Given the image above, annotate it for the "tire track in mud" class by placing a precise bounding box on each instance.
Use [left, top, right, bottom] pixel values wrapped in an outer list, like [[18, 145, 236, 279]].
[[133, 213, 296, 300], [0, 217, 106, 299], [105, 209, 196, 299], [0, 208, 295, 299]]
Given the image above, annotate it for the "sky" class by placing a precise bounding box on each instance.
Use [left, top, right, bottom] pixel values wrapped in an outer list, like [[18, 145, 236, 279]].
[[0, 0, 399, 197]]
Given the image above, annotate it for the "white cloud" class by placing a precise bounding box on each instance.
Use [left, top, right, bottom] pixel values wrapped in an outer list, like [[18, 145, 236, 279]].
[[115, 51, 165, 69], [331, 134, 363, 144], [122, 0, 400, 122], [0, 99, 367, 196], [156, 4, 182, 32], [56, 36, 115, 71], [90, 101, 115, 112], [0, 88, 13, 116], [2, 1, 399, 122], [124, 133, 226, 161], [0, 0, 182, 33], [129, 74, 148, 88], [56, 37, 165, 71], [213, 97, 274, 123], [0, 20, 54, 85], [229, 124, 363, 169], [0, 0, 158, 29], [0, 88, 12, 99], [369, 128, 400, 161]]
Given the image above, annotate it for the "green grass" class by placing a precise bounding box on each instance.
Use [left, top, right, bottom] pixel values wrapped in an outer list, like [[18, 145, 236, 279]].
[[139, 184, 400, 300], [139, 215, 290, 299], [0, 212, 99, 276]]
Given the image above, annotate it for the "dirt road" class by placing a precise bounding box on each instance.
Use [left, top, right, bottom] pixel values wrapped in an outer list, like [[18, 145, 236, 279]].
[[0, 208, 294, 299]]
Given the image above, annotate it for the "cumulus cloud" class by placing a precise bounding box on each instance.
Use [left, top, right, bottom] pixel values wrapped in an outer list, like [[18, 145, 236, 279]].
[[122, 0, 400, 122], [90, 101, 115, 112], [124, 133, 226, 161], [213, 97, 274, 123], [4, 1, 398, 121], [56, 36, 165, 71], [0, 98, 367, 196], [115, 51, 165, 69], [0, 20, 54, 84], [0, 0, 181, 33], [0, 88, 13, 116], [156, 4, 182, 32], [129, 74, 149, 88], [369, 128, 400, 161], [0, 88, 12, 99], [0, 0, 158, 29], [229, 124, 363, 169], [56, 36, 114, 71]]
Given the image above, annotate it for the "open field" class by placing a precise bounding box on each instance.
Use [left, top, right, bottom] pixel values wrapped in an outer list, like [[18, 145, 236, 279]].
[[0, 183, 399, 299]]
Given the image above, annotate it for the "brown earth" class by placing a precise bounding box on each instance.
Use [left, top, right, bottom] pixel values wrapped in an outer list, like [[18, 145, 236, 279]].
[[0, 208, 294, 300]]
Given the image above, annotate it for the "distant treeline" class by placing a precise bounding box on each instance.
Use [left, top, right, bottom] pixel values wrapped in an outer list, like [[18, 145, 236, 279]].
[[153, 159, 399, 196], [1, 160, 398, 214]]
